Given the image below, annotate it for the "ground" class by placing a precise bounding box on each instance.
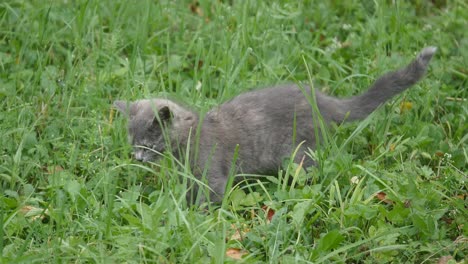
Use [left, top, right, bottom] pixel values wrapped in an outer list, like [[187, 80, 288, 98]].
[[0, 0, 467, 263]]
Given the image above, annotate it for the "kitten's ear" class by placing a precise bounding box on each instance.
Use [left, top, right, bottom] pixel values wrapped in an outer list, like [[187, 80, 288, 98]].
[[114, 100, 131, 116], [153, 106, 172, 125]]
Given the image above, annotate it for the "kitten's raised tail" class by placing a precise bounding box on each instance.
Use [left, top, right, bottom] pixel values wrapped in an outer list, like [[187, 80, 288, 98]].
[[336, 47, 437, 121]]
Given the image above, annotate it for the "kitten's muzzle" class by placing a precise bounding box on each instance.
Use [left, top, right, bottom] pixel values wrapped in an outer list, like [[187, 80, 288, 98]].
[[133, 148, 156, 162], [134, 149, 145, 161]]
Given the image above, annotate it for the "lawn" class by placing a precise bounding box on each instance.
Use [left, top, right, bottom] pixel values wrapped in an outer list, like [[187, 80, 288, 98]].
[[0, 0, 467, 263]]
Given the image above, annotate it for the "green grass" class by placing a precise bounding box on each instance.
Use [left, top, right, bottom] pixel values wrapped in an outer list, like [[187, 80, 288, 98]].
[[1, 0, 467, 263]]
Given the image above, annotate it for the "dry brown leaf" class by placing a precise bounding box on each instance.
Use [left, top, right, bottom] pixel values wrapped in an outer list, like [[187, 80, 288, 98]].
[[228, 223, 250, 241], [20, 205, 49, 221], [226, 248, 248, 260], [46, 165, 64, 174], [341, 41, 351, 48], [20, 205, 36, 214], [197, 60, 204, 69], [229, 229, 243, 241], [404, 199, 411, 208], [441, 216, 453, 225], [375, 192, 393, 205], [189, 1, 210, 22], [189, 1, 203, 17], [437, 255, 453, 264], [261, 205, 275, 222]]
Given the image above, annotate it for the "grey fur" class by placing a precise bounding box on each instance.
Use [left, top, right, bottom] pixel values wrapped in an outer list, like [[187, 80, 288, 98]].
[[114, 47, 436, 203]]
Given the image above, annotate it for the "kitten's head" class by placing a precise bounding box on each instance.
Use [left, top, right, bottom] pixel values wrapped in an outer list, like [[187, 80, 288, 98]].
[[114, 99, 195, 162]]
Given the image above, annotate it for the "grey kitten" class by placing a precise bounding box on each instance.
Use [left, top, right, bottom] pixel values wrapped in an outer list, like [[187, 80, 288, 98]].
[[114, 47, 436, 203]]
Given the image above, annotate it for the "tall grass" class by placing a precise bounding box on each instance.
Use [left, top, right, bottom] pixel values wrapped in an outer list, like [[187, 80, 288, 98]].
[[0, 0, 466, 263]]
